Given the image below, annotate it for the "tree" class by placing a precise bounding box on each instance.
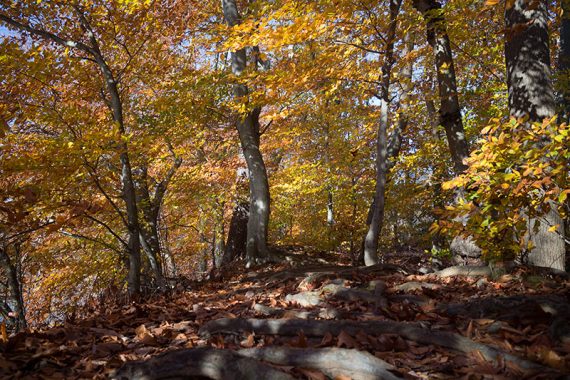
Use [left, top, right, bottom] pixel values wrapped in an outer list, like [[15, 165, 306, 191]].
[[504, 0, 565, 271], [412, 0, 469, 174], [362, 0, 403, 266], [559, 0, 570, 122], [221, 0, 272, 265], [0, 5, 143, 295]]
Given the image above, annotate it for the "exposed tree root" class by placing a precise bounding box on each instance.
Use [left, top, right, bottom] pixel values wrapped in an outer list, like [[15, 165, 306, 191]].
[[257, 263, 406, 284], [112, 347, 295, 380], [238, 346, 402, 380], [392, 281, 440, 292], [435, 265, 492, 278], [198, 318, 546, 372]]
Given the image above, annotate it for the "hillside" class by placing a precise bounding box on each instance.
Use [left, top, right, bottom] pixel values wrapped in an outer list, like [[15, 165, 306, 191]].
[[2, 250, 569, 379]]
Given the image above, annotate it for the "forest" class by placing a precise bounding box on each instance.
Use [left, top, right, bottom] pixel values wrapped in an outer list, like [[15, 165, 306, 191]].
[[0, 0, 569, 378]]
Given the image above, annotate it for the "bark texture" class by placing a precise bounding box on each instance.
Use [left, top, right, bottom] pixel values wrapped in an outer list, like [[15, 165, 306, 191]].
[[223, 201, 249, 264], [505, 0, 556, 119], [505, 0, 566, 271], [238, 347, 400, 380], [413, 0, 469, 174], [113, 347, 295, 380], [560, 0, 570, 122], [222, 0, 271, 264], [0, 244, 26, 331], [363, 0, 402, 266]]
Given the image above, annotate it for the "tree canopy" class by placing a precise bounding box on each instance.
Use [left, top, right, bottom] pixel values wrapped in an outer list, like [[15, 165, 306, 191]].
[[0, 0, 568, 330]]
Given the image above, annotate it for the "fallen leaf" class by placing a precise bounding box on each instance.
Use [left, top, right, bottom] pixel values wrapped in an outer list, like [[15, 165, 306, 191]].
[[241, 333, 255, 348], [135, 325, 157, 346], [319, 331, 334, 347], [297, 367, 326, 380], [337, 330, 358, 349], [293, 330, 308, 348]]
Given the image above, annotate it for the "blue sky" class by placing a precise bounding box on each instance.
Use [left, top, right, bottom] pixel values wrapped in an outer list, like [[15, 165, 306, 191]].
[[0, 24, 18, 37]]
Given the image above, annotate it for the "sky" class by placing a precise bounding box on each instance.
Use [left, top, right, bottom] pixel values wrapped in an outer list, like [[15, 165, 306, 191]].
[[0, 24, 18, 37]]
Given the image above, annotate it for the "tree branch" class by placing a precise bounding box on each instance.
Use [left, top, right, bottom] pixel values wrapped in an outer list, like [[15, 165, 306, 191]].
[[0, 13, 95, 55]]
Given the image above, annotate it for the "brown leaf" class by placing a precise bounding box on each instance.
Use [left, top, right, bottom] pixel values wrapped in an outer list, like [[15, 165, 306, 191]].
[[297, 368, 326, 380], [374, 335, 394, 352], [466, 319, 474, 338], [241, 333, 255, 348], [293, 330, 308, 348], [135, 324, 157, 346], [538, 347, 564, 369], [337, 330, 358, 349], [92, 342, 123, 358], [409, 345, 432, 356], [318, 331, 334, 347], [393, 336, 408, 351]]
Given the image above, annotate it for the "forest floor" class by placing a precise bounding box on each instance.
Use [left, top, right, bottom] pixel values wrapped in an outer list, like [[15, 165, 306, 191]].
[[1, 248, 569, 379]]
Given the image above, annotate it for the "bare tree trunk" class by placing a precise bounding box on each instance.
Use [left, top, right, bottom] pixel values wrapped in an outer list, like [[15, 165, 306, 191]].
[[413, 0, 469, 174], [0, 244, 26, 331], [363, 0, 403, 266], [106, 73, 142, 296], [413, 0, 484, 265], [223, 201, 249, 264], [222, 0, 271, 265], [134, 167, 165, 290], [559, 0, 570, 123], [505, 0, 565, 271]]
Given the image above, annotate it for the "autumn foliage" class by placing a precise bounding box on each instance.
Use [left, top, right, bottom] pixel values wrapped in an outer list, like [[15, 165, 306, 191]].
[[0, 0, 567, 332]]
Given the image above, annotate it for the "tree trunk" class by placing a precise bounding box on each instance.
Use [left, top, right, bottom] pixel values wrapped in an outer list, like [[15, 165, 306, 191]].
[[505, 0, 556, 119], [505, 0, 565, 271], [413, 0, 469, 174], [0, 7, 143, 296], [363, 0, 403, 266], [222, 0, 271, 265], [559, 0, 570, 122], [79, 13, 142, 295], [0, 244, 26, 331], [223, 201, 249, 264], [134, 166, 166, 290], [91, 46, 142, 296]]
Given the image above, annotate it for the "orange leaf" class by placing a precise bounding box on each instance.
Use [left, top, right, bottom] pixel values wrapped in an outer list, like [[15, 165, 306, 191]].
[[241, 332, 255, 348]]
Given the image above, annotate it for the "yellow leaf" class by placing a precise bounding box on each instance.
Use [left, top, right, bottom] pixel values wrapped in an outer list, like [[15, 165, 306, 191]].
[[547, 225, 558, 233], [485, 0, 500, 5]]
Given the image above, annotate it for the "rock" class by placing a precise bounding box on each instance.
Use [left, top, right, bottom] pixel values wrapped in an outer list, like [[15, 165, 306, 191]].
[[285, 292, 322, 307], [318, 307, 343, 320], [430, 258, 443, 269], [451, 236, 482, 258], [245, 291, 256, 299], [418, 267, 433, 275], [451, 235, 484, 266], [476, 278, 488, 288]]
